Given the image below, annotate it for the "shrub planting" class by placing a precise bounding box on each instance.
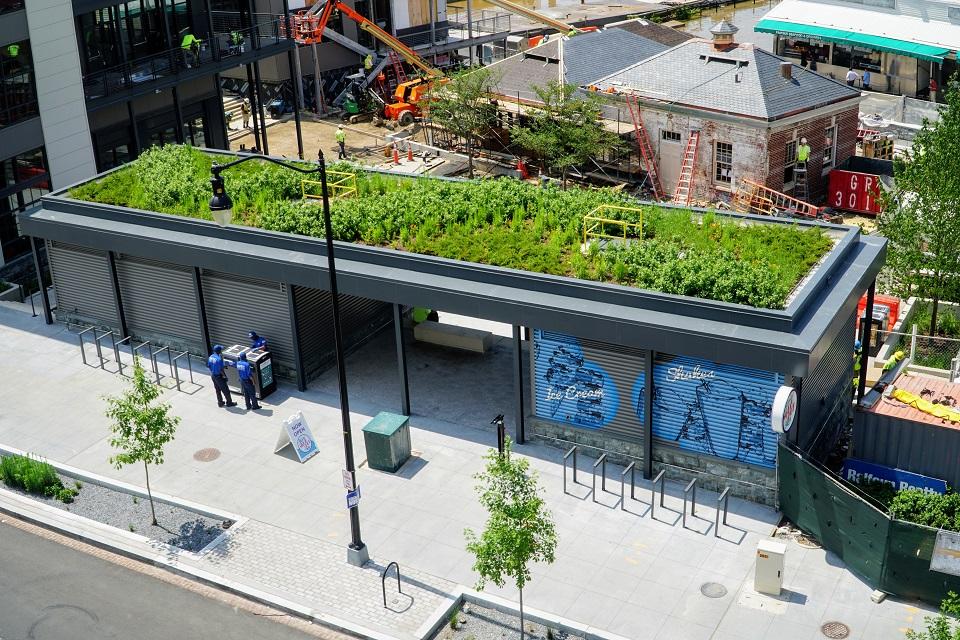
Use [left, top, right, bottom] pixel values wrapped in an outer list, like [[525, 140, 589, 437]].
[[0, 454, 78, 503], [70, 145, 834, 309]]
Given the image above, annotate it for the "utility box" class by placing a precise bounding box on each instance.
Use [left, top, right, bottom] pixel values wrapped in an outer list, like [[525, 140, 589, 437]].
[[754, 539, 786, 596], [362, 412, 411, 473]]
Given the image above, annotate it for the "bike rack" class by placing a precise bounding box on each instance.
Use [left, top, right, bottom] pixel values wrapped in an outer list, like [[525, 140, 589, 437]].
[[563, 446, 578, 494], [77, 326, 97, 366], [620, 461, 636, 511], [381, 561, 402, 607], [651, 469, 665, 519], [592, 453, 607, 503], [95, 330, 116, 370], [151, 345, 172, 385], [114, 336, 132, 377], [171, 351, 194, 391], [682, 478, 697, 529], [715, 487, 730, 537]]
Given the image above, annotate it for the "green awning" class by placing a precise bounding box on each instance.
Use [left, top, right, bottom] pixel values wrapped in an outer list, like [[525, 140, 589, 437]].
[[755, 18, 953, 62]]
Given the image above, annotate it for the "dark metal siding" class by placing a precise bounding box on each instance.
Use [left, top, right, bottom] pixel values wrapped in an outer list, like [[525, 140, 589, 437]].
[[651, 354, 784, 468], [798, 309, 856, 454], [852, 411, 960, 489], [532, 329, 646, 442], [201, 270, 294, 370], [115, 255, 202, 344], [293, 285, 391, 382], [46, 241, 119, 326]]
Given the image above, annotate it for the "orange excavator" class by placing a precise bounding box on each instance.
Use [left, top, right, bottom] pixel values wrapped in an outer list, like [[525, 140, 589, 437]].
[[292, 1, 445, 126]]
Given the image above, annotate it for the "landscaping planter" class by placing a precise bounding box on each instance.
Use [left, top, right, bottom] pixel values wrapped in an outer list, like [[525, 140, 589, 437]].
[[432, 603, 586, 640], [0, 282, 20, 302]]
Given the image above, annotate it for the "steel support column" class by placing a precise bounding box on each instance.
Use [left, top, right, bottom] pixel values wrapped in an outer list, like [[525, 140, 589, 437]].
[[287, 49, 304, 159], [214, 72, 229, 149], [644, 350, 654, 479], [172, 86, 185, 144], [857, 281, 875, 404], [245, 64, 262, 151], [253, 60, 269, 155], [107, 251, 129, 338], [287, 285, 307, 391], [30, 237, 52, 325], [393, 303, 410, 415], [193, 267, 212, 352], [513, 324, 525, 444], [127, 101, 141, 156]]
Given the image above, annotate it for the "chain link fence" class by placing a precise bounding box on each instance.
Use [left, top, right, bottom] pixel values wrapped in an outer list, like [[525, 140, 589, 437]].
[[884, 325, 960, 381]]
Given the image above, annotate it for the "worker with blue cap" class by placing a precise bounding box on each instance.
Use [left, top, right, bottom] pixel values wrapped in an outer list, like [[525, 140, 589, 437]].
[[249, 331, 267, 350], [207, 345, 236, 408], [236, 352, 262, 411]]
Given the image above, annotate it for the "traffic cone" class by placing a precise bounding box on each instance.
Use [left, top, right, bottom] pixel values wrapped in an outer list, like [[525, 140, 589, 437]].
[[407, 144, 414, 162], [392, 144, 400, 164]]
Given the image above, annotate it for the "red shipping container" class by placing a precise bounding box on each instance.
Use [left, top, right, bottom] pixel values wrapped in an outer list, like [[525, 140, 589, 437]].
[[827, 157, 894, 216]]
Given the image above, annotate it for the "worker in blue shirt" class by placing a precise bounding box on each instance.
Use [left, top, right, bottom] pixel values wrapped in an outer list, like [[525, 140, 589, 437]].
[[206, 345, 237, 408], [249, 331, 267, 350], [236, 352, 262, 410]]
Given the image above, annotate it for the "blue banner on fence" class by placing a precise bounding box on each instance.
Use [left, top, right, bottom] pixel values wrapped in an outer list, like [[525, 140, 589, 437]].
[[841, 458, 948, 494]]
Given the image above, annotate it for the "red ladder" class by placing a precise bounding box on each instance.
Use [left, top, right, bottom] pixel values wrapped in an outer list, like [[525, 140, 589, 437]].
[[625, 95, 663, 200], [388, 51, 408, 87], [672, 129, 700, 205]]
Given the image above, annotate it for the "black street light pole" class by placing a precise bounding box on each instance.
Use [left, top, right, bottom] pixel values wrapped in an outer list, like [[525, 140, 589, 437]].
[[208, 151, 368, 566]]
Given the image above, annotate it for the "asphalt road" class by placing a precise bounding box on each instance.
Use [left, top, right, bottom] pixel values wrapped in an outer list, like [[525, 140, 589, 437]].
[[0, 520, 323, 640]]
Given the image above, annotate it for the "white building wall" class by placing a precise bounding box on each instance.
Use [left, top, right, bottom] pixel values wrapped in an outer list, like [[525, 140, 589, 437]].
[[25, 0, 96, 190], [641, 108, 768, 203]]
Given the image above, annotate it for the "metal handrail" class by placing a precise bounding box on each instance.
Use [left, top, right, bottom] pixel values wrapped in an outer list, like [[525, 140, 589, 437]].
[[171, 351, 195, 391], [592, 453, 607, 503], [682, 478, 697, 529], [620, 461, 636, 511], [381, 561, 402, 607], [715, 487, 730, 538], [651, 469, 665, 519], [95, 330, 115, 370], [563, 446, 578, 493], [77, 326, 97, 366]]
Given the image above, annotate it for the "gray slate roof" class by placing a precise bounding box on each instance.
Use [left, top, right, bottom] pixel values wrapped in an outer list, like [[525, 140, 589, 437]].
[[595, 40, 862, 120], [489, 28, 671, 103], [609, 18, 696, 47]]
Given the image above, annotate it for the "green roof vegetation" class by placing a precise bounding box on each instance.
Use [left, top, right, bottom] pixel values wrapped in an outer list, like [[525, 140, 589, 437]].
[[69, 145, 834, 310]]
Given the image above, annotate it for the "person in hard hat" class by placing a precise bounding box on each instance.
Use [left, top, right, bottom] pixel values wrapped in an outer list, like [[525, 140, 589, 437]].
[[236, 352, 262, 411], [797, 137, 810, 172], [230, 30, 244, 55], [336, 125, 346, 159], [181, 32, 201, 68], [206, 345, 237, 408], [241, 99, 251, 129], [364, 53, 374, 71]]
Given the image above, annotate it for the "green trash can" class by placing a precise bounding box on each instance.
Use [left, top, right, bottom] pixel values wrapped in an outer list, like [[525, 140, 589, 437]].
[[362, 412, 411, 473]]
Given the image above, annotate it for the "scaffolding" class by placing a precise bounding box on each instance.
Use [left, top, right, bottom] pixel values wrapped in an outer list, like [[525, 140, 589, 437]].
[[582, 204, 644, 247]]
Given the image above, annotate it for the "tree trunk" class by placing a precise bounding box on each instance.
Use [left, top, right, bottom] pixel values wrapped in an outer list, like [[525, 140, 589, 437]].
[[144, 461, 158, 526], [931, 295, 940, 336], [519, 586, 524, 639], [561, 168, 568, 190], [467, 137, 475, 179]]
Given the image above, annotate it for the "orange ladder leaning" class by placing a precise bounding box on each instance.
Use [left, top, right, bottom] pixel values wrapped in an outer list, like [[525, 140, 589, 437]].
[[387, 51, 408, 88], [624, 95, 664, 200], [671, 129, 700, 205]]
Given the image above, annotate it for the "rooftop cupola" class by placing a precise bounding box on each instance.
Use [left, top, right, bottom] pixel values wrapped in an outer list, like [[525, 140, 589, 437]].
[[710, 19, 739, 50]]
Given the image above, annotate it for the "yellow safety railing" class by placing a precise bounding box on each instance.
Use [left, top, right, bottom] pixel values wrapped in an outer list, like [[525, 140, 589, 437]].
[[582, 205, 644, 247], [301, 171, 358, 201]]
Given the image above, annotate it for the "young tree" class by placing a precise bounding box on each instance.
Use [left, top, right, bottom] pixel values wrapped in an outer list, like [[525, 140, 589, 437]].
[[511, 81, 621, 188], [879, 77, 960, 334], [907, 591, 960, 640], [427, 66, 501, 179], [465, 437, 557, 638], [104, 357, 180, 526]]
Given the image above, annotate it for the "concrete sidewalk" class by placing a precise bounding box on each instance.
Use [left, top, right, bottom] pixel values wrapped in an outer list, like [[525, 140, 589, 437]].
[[0, 302, 935, 640]]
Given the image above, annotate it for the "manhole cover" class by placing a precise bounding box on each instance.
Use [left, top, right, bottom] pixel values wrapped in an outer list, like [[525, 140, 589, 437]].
[[821, 621, 851, 639], [193, 448, 221, 462], [700, 582, 728, 598]]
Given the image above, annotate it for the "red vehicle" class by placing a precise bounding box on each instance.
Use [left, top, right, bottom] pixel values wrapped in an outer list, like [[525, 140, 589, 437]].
[[827, 157, 894, 216]]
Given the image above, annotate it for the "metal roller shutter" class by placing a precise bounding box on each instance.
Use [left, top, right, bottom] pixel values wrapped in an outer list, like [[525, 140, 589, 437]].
[[201, 270, 295, 370], [116, 255, 201, 344], [46, 241, 119, 327], [651, 354, 784, 468], [531, 329, 646, 442], [293, 285, 391, 381]]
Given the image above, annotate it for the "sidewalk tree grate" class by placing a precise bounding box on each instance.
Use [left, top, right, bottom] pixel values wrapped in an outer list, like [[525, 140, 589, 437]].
[[193, 448, 221, 462], [821, 621, 850, 638], [700, 582, 727, 598]]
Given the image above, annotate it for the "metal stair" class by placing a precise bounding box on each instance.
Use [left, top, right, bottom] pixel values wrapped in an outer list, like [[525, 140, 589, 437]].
[[671, 129, 700, 206], [624, 95, 663, 200]]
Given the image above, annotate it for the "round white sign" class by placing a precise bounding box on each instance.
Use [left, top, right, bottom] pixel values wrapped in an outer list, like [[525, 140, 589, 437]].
[[771, 386, 798, 434]]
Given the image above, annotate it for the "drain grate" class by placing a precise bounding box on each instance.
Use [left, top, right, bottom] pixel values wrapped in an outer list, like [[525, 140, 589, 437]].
[[193, 447, 221, 462], [821, 621, 850, 639], [700, 582, 728, 599]]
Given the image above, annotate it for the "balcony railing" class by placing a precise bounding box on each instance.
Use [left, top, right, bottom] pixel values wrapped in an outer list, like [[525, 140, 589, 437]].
[[0, 0, 24, 15], [0, 99, 39, 128], [448, 10, 512, 34], [398, 13, 511, 49], [82, 15, 290, 101]]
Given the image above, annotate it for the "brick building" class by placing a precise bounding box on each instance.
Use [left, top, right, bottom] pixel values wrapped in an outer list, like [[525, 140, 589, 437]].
[[489, 19, 862, 205]]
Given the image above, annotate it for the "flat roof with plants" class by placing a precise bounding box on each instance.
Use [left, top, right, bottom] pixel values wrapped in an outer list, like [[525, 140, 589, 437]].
[[70, 145, 833, 310]]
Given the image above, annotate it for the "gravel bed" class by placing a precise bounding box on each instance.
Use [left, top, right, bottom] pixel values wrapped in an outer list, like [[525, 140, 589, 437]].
[[1, 461, 229, 553], [432, 603, 584, 640]]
